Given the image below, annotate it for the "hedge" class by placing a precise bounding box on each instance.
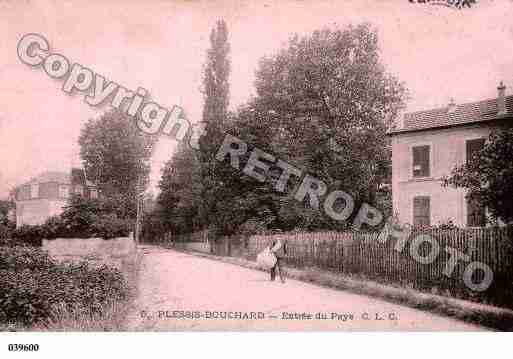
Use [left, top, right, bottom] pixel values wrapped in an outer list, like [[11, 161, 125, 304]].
[[0, 246, 129, 326]]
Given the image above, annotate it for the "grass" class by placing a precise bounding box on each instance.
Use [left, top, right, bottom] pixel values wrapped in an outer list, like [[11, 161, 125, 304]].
[[34, 300, 130, 331], [38, 257, 140, 331], [291, 267, 513, 331], [39, 249, 142, 331], [1, 299, 133, 331]]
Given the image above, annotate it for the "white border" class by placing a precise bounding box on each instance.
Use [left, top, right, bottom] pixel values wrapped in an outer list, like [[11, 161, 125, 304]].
[[0, 332, 507, 359]]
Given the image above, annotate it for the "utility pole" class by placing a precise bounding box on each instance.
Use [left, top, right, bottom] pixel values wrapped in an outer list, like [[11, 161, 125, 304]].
[[135, 138, 156, 245], [134, 156, 147, 245], [135, 181, 142, 244]]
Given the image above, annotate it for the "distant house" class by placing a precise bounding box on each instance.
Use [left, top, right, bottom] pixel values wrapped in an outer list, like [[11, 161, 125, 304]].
[[389, 82, 513, 227], [13, 168, 98, 228]]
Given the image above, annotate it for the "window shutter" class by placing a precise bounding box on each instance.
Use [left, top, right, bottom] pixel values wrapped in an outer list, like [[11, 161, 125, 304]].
[[420, 146, 430, 176], [413, 145, 430, 177], [413, 196, 430, 227]]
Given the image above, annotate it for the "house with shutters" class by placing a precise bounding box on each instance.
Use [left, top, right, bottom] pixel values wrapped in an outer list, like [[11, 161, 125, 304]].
[[13, 168, 98, 228], [389, 82, 513, 227]]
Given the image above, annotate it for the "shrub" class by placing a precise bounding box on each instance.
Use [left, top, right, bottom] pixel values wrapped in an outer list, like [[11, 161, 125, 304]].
[[9, 196, 133, 242], [0, 195, 132, 246], [41, 216, 66, 239], [0, 246, 54, 271], [433, 219, 459, 230], [51, 196, 131, 239], [91, 214, 131, 239], [0, 221, 15, 246], [237, 219, 268, 236], [10, 225, 44, 246], [0, 246, 129, 327]]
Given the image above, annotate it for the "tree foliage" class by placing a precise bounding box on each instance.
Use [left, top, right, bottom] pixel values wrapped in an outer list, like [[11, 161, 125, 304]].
[[197, 19, 232, 231], [252, 24, 403, 192], [0, 200, 15, 242], [222, 24, 406, 232], [79, 109, 153, 219], [155, 143, 203, 235], [443, 127, 513, 224], [0, 200, 14, 225], [201, 19, 230, 136], [152, 23, 406, 237], [2, 196, 132, 244]]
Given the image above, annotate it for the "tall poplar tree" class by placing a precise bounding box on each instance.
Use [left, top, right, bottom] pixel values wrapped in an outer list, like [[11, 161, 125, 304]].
[[198, 19, 231, 231]]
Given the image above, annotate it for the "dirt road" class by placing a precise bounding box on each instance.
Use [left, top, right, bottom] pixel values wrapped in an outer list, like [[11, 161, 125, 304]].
[[126, 245, 485, 331]]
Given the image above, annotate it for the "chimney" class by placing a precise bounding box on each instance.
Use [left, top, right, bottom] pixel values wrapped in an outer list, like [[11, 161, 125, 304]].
[[497, 81, 507, 116], [447, 98, 457, 114]]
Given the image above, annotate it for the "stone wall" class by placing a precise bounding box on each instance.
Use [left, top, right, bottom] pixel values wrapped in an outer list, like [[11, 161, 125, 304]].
[[42, 236, 136, 270]]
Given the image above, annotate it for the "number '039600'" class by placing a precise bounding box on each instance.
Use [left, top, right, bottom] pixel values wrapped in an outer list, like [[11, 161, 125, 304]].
[[8, 344, 39, 352]]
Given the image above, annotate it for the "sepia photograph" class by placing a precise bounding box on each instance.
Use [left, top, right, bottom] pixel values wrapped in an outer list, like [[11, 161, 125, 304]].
[[1, 0, 513, 352]]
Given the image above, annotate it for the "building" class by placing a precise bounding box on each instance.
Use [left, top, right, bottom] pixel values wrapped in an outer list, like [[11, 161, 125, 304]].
[[13, 168, 98, 227], [389, 82, 513, 227]]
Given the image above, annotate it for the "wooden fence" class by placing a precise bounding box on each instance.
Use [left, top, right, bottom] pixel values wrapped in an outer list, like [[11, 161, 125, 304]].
[[155, 226, 513, 306], [243, 227, 513, 307], [166, 229, 212, 243]]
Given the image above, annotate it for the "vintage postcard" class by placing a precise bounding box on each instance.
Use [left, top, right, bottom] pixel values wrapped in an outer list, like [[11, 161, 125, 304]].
[[2, 0, 513, 344]]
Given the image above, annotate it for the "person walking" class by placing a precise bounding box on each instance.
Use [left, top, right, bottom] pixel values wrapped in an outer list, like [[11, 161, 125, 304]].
[[270, 237, 287, 283]]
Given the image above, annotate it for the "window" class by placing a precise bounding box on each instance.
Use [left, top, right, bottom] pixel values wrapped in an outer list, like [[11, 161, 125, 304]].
[[74, 185, 84, 196], [30, 184, 39, 199], [467, 197, 486, 227], [90, 188, 98, 199], [59, 185, 69, 198], [17, 186, 31, 201], [412, 145, 430, 177], [413, 196, 430, 227], [466, 138, 485, 164]]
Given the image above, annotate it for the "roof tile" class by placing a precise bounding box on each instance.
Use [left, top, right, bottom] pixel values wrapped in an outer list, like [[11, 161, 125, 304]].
[[391, 95, 513, 134]]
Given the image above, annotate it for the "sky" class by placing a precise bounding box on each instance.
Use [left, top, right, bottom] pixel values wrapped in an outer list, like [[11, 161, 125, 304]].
[[1, 0, 513, 198]]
